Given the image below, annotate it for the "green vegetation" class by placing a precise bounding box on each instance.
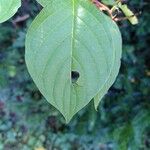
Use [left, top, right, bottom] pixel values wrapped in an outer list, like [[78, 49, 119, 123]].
[[0, 0, 150, 149]]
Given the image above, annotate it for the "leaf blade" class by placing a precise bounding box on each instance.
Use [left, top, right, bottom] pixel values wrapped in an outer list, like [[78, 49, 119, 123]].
[[0, 0, 21, 23], [36, 0, 51, 7], [94, 15, 122, 109], [25, 0, 122, 122]]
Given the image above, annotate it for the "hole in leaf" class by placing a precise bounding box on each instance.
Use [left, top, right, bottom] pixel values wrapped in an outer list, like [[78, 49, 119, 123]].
[[71, 71, 80, 84]]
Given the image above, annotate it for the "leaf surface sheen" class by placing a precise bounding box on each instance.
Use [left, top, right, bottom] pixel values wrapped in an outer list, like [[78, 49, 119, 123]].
[[25, 0, 122, 122], [0, 0, 21, 23]]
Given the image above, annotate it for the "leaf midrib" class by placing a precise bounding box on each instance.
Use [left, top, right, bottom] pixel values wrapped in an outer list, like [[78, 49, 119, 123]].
[[71, 0, 75, 73], [68, 0, 76, 119]]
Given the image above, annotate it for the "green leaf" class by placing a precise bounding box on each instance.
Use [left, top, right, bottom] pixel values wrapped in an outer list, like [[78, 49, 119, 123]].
[[0, 0, 21, 23], [101, 0, 115, 5], [36, 0, 51, 7], [25, 0, 122, 122], [37, 0, 116, 7]]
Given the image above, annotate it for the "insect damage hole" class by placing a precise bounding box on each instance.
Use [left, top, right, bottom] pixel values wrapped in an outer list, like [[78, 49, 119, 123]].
[[71, 71, 80, 84]]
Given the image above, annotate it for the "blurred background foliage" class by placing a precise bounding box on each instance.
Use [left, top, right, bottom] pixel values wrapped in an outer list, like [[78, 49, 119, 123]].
[[0, 0, 150, 150]]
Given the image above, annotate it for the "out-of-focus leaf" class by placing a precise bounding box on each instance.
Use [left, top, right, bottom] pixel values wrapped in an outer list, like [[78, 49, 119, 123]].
[[36, 0, 51, 7], [0, 0, 21, 23], [132, 111, 150, 146], [102, 0, 115, 5], [118, 3, 138, 25], [113, 123, 134, 150]]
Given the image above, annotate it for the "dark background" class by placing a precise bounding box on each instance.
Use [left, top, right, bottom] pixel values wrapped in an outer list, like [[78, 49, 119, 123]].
[[0, 0, 150, 149]]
